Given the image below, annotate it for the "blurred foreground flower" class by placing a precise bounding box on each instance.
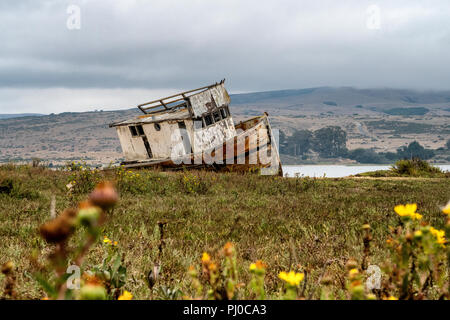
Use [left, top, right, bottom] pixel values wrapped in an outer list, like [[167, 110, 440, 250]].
[[88, 182, 118, 210], [249, 260, 266, 299], [223, 242, 234, 257], [77, 205, 102, 228], [278, 271, 304, 287], [80, 284, 107, 300], [430, 227, 446, 247], [201, 252, 210, 264], [394, 203, 422, 220], [279, 271, 304, 300], [1, 261, 14, 275], [348, 268, 359, 279], [441, 201, 450, 215], [39, 209, 78, 243], [36, 181, 119, 300], [118, 290, 133, 300], [249, 260, 266, 273], [103, 236, 112, 244]]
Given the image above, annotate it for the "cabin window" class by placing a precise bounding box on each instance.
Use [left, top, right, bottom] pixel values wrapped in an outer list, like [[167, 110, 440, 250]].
[[154, 123, 161, 131], [136, 125, 145, 136], [220, 108, 227, 119], [129, 126, 138, 137], [201, 117, 206, 128], [213, 111, 221, 122], [129, 125, 146, 137], [204, 114, 213, 126]]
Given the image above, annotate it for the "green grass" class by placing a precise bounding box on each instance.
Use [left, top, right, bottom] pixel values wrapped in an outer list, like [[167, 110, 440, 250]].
[[0, 165, 449, 299]]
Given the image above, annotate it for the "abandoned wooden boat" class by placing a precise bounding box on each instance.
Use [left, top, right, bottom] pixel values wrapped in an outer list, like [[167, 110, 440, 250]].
[[109, 80, 282, 175]]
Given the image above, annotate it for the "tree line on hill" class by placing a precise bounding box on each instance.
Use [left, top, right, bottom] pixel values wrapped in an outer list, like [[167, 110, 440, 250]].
[[279, 127, 448, 163], [279, 127, 347, 159]]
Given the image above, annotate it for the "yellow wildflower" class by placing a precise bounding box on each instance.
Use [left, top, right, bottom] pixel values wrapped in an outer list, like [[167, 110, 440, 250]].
[[249, 260, 266, 271], [386, 296, 398, 300], [278, 271, 304, 286], [441, 201, 450, 215], [394, 203, 422, 220], [413, 213, 423, 220], [430, 227, 446, 247], [118, 290, 133, 300], [113, 241, 118, 246], [362, 224, 371, 230], [201, 252, 210, 264], [103, 236, 112, 244], [208, 262, 218, 272], [348, 268, 359, 278]]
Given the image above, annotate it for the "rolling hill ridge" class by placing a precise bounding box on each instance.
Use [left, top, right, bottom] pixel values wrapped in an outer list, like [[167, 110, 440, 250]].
[[1, 87, 449, 165]]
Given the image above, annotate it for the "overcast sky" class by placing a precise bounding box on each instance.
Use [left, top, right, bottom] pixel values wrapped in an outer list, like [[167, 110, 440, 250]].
[[0, 0, 449, 113]]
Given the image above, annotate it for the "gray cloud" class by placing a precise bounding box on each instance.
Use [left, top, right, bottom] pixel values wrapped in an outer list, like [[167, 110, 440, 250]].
[[0, 0, 450, 113]]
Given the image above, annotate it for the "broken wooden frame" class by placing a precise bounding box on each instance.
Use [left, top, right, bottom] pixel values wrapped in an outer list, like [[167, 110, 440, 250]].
[[138, 79, 226, 115]]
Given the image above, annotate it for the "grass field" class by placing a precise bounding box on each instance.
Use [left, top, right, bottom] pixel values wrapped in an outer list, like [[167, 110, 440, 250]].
[[0, 165, 449, 299]]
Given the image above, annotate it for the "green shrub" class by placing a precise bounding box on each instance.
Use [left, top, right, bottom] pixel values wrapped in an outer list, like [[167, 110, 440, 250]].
[[0, 177, 40, 200], [180, 171, 209, 194], [0, 178, 13, 194], [66, 162, 101, 194], [392, 158, 442, 176]]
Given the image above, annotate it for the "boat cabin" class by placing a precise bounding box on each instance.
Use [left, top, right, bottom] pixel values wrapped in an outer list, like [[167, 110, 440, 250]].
[[110, 80, 236, 161]]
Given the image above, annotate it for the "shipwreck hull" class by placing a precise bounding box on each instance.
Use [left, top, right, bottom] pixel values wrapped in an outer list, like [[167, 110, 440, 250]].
[[121, 114, 283, 176]]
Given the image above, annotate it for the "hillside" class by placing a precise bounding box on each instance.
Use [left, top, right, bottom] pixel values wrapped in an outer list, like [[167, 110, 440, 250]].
[[0, 113, 44, 119], [1, 87, 449, 165]]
